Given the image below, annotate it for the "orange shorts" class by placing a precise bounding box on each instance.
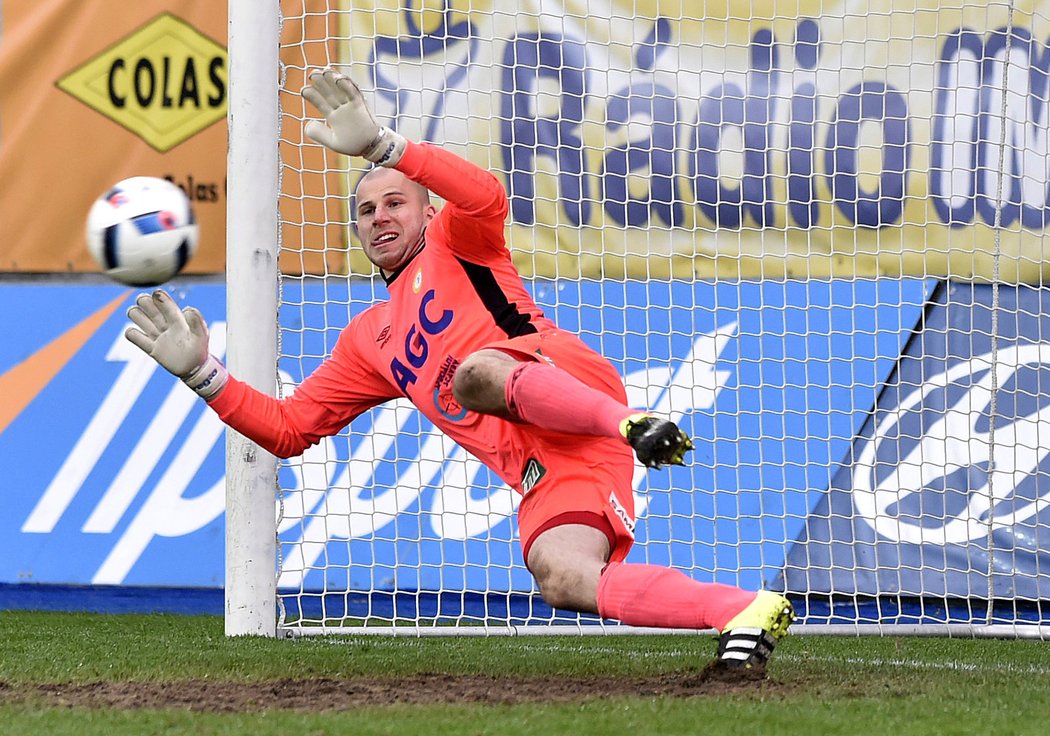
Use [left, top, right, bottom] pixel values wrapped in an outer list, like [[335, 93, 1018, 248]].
[[483, 329, 637, 567]]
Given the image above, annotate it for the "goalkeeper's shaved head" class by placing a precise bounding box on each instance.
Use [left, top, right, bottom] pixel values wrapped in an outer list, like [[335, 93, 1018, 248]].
[[353, 166, 437, 274], [356, 166, 431, 207]]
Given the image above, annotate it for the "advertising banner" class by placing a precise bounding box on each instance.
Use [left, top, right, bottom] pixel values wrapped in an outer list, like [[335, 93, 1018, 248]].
[[0, 279, 930, 592], [780, 282, 1050, 601], [0, 1, 340, 276], [0, 2, 227, 273], [5, 1, 1050, 281], [336, 0, 1050, 281]]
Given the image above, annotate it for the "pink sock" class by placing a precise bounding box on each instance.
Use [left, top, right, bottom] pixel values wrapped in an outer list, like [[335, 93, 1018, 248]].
[[505, 361, 633, 440], [596, 562, 757, 631]]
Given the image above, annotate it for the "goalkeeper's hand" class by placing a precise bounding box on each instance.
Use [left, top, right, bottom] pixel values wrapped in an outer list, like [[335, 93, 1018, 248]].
[[125, 290, 228, 400], [301, 69, 406, 166]]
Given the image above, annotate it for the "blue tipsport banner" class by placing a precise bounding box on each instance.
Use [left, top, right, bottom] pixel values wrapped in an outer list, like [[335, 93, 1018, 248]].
[[0, 283, 228, 588], [780, 283, 1050, 600], [0, 279, 930, 593]]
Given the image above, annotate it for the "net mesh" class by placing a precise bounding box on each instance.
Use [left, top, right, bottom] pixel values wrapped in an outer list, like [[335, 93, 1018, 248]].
[[269, 0, 1050, 635]]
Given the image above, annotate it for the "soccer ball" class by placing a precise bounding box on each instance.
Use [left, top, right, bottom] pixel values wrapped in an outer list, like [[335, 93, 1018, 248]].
[[86, 176, 199, 287]]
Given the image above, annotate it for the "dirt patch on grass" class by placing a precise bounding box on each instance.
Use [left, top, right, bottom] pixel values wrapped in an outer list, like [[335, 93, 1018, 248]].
[[0, 664, 784, 711]]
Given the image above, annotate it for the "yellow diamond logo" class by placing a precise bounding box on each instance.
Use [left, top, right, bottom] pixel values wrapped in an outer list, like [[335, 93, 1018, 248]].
[[57, 13, 227, 152]]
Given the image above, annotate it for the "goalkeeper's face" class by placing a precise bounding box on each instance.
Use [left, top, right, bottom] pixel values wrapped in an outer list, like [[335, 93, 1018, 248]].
[[355, 168, 436, 274]]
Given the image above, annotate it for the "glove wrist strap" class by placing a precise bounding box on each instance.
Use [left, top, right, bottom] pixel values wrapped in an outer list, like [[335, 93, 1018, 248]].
[[364, 128, 406, 167], [182, 354, 229, 400]]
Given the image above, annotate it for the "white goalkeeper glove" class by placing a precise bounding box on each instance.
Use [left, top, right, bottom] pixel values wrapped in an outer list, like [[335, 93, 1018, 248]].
[[301, 69, 406, 166], [125, 290, 228, 400]]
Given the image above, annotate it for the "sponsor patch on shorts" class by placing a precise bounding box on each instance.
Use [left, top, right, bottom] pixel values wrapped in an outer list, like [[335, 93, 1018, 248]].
[[609, 492, 636, 537]]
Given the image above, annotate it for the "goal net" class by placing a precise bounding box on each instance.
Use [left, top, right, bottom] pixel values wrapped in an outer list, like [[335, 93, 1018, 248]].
[[227, 0, 1050, 638]]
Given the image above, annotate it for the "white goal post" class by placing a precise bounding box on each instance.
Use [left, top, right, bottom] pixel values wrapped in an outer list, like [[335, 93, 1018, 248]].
[[226, 0, 1050, 639], [225, 0, 279, 637]]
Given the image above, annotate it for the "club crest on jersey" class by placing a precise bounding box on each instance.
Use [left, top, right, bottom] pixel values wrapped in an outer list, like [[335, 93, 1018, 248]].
[[433, 355, 468, 421], [433, 387, 468, 421], [412, 268, 423, 293]]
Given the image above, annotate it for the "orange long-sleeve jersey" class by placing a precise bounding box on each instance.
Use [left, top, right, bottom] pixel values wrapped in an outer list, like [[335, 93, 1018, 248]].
[[207, 141, 562, 491]]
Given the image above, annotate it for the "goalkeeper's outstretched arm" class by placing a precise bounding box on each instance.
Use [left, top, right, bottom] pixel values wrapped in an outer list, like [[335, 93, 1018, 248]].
[[125, 290, 396, 459], [125, 289, 320, 458], [300, 69, 406, 167], [301, 69, 508, 262]]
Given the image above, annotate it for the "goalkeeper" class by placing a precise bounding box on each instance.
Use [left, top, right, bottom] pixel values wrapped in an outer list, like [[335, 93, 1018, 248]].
[[126, 69, 793, 671]]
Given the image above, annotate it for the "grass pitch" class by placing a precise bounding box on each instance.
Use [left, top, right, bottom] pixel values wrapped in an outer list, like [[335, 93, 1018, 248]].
[[1, 610, 1047, 735]]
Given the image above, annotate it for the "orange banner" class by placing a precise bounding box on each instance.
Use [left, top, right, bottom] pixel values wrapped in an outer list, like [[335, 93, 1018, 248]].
[[0, 1, 342, 276]]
